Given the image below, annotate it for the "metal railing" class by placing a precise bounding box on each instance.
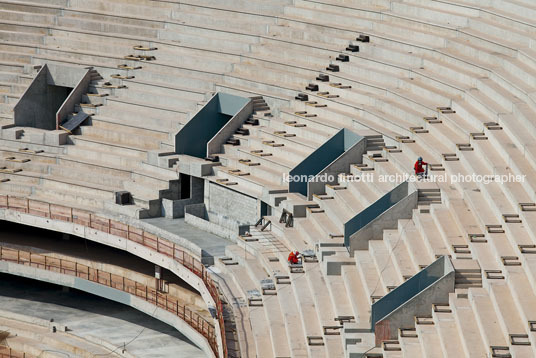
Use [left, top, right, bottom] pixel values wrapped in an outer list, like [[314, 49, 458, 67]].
[[0, 346, 33, 358], [0, 245, 215, 349], [0, 195, 227, 358]]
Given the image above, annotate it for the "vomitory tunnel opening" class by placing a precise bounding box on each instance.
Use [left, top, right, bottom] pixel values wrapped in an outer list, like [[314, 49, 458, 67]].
[[2, 0, 536, 357]]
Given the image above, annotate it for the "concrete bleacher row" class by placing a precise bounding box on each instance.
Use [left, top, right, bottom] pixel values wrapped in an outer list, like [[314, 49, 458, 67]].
[[2, 0, 536, 357], [206, 0, 536, 357], [0, 314, 126, 358], [0, 0, 272, 218], [0, 240, 215, 356]]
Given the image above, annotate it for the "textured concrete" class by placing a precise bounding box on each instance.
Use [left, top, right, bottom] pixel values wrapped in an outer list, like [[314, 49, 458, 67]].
[[3, 0, 536, 356], [14, 64, 90, 130], [205, 182, 259, 231], [348, 190, 418, 252], [142, 217, 232, 260], [0, 260, 215, 357], [0, 273, 206, 358], [0, 209, 219, 312]]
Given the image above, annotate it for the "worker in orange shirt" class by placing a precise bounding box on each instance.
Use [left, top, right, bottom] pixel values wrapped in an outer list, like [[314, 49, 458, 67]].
[[414, 156, 428, 179], [288, 251, 295, 264]]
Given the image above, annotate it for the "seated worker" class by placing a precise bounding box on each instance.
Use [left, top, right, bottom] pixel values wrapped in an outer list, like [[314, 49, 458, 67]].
[[288, 251, 300, 265], [414, 157, 428, 179], [288, 251, 296, 264], [294, 251, 301, 264]]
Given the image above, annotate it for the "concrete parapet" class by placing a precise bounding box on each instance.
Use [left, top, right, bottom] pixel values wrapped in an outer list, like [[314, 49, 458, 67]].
[[0, 260, 216, 358], [345, 181, 410, 250], [307, 135, 366, 200], [175, 92, 251, 158], [348, 189, 417, 253], [207, 97, 253, 155], [290, 128, 362, 197], [56, 67, 93, 129], [372, 256, 455, 345]]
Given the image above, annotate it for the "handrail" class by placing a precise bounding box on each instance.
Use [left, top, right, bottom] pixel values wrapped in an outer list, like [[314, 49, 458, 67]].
[[0, 346, 34, 358], [0, 245, 215, 346], [0, 195, 227, 358]]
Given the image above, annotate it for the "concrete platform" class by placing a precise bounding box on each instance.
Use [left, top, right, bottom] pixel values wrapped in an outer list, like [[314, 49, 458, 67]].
[[0, 273, 206, 358]]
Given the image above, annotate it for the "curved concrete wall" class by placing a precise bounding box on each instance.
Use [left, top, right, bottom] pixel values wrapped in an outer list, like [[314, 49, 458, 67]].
[[0, 260, 214, 358], [0, 208, 224, 357]]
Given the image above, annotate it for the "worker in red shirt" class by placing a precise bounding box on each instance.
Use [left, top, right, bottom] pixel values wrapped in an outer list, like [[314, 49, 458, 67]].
[[288, 251, 296, 265], [414, 157, 428, 179], [288, 251, 300, 265]]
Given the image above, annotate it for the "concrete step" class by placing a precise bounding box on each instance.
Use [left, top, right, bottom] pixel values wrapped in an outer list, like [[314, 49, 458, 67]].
[[382, 229, 418, 281], [355, 250, 386, 303], [368, 240, 402, 292]]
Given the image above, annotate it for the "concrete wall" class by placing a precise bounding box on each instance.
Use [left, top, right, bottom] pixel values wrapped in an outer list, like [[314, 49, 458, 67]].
[[14, 64, 90, 130], [207, 99, 253, 155], [307, 137, 366, 200], [372, 256, 455, 343], [185, 203, 207, 219], [14, 65, 53, 129], [349, 190, 417, 252], [344, 181, 409, 249], [374, 270, 455, 344], [46, 63, 91, 88], [290, 128, 362, 196], [56, 68, 92, 129], [0, 261, 215, 358], [204, 182, 258, 233], [162, 177, 205, 218], [175, 92, 250, 158]]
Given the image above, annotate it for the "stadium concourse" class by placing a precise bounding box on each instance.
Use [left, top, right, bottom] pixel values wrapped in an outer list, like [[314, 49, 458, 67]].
[[0, 0, 536, 357]]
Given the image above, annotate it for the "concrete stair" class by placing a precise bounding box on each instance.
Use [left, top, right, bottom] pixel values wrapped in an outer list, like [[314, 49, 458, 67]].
[[4, 0, 536, 356]]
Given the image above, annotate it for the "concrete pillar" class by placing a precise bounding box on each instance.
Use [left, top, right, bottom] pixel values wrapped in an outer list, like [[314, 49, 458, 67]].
[[155, 265, 164, 292]]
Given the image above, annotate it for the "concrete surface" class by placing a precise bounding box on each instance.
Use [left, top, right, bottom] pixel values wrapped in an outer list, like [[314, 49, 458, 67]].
[[142, 217, 231, 259], [0, 260, 215, 358], [2, 0, 536, 356], [0, 273, 206, 358]]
